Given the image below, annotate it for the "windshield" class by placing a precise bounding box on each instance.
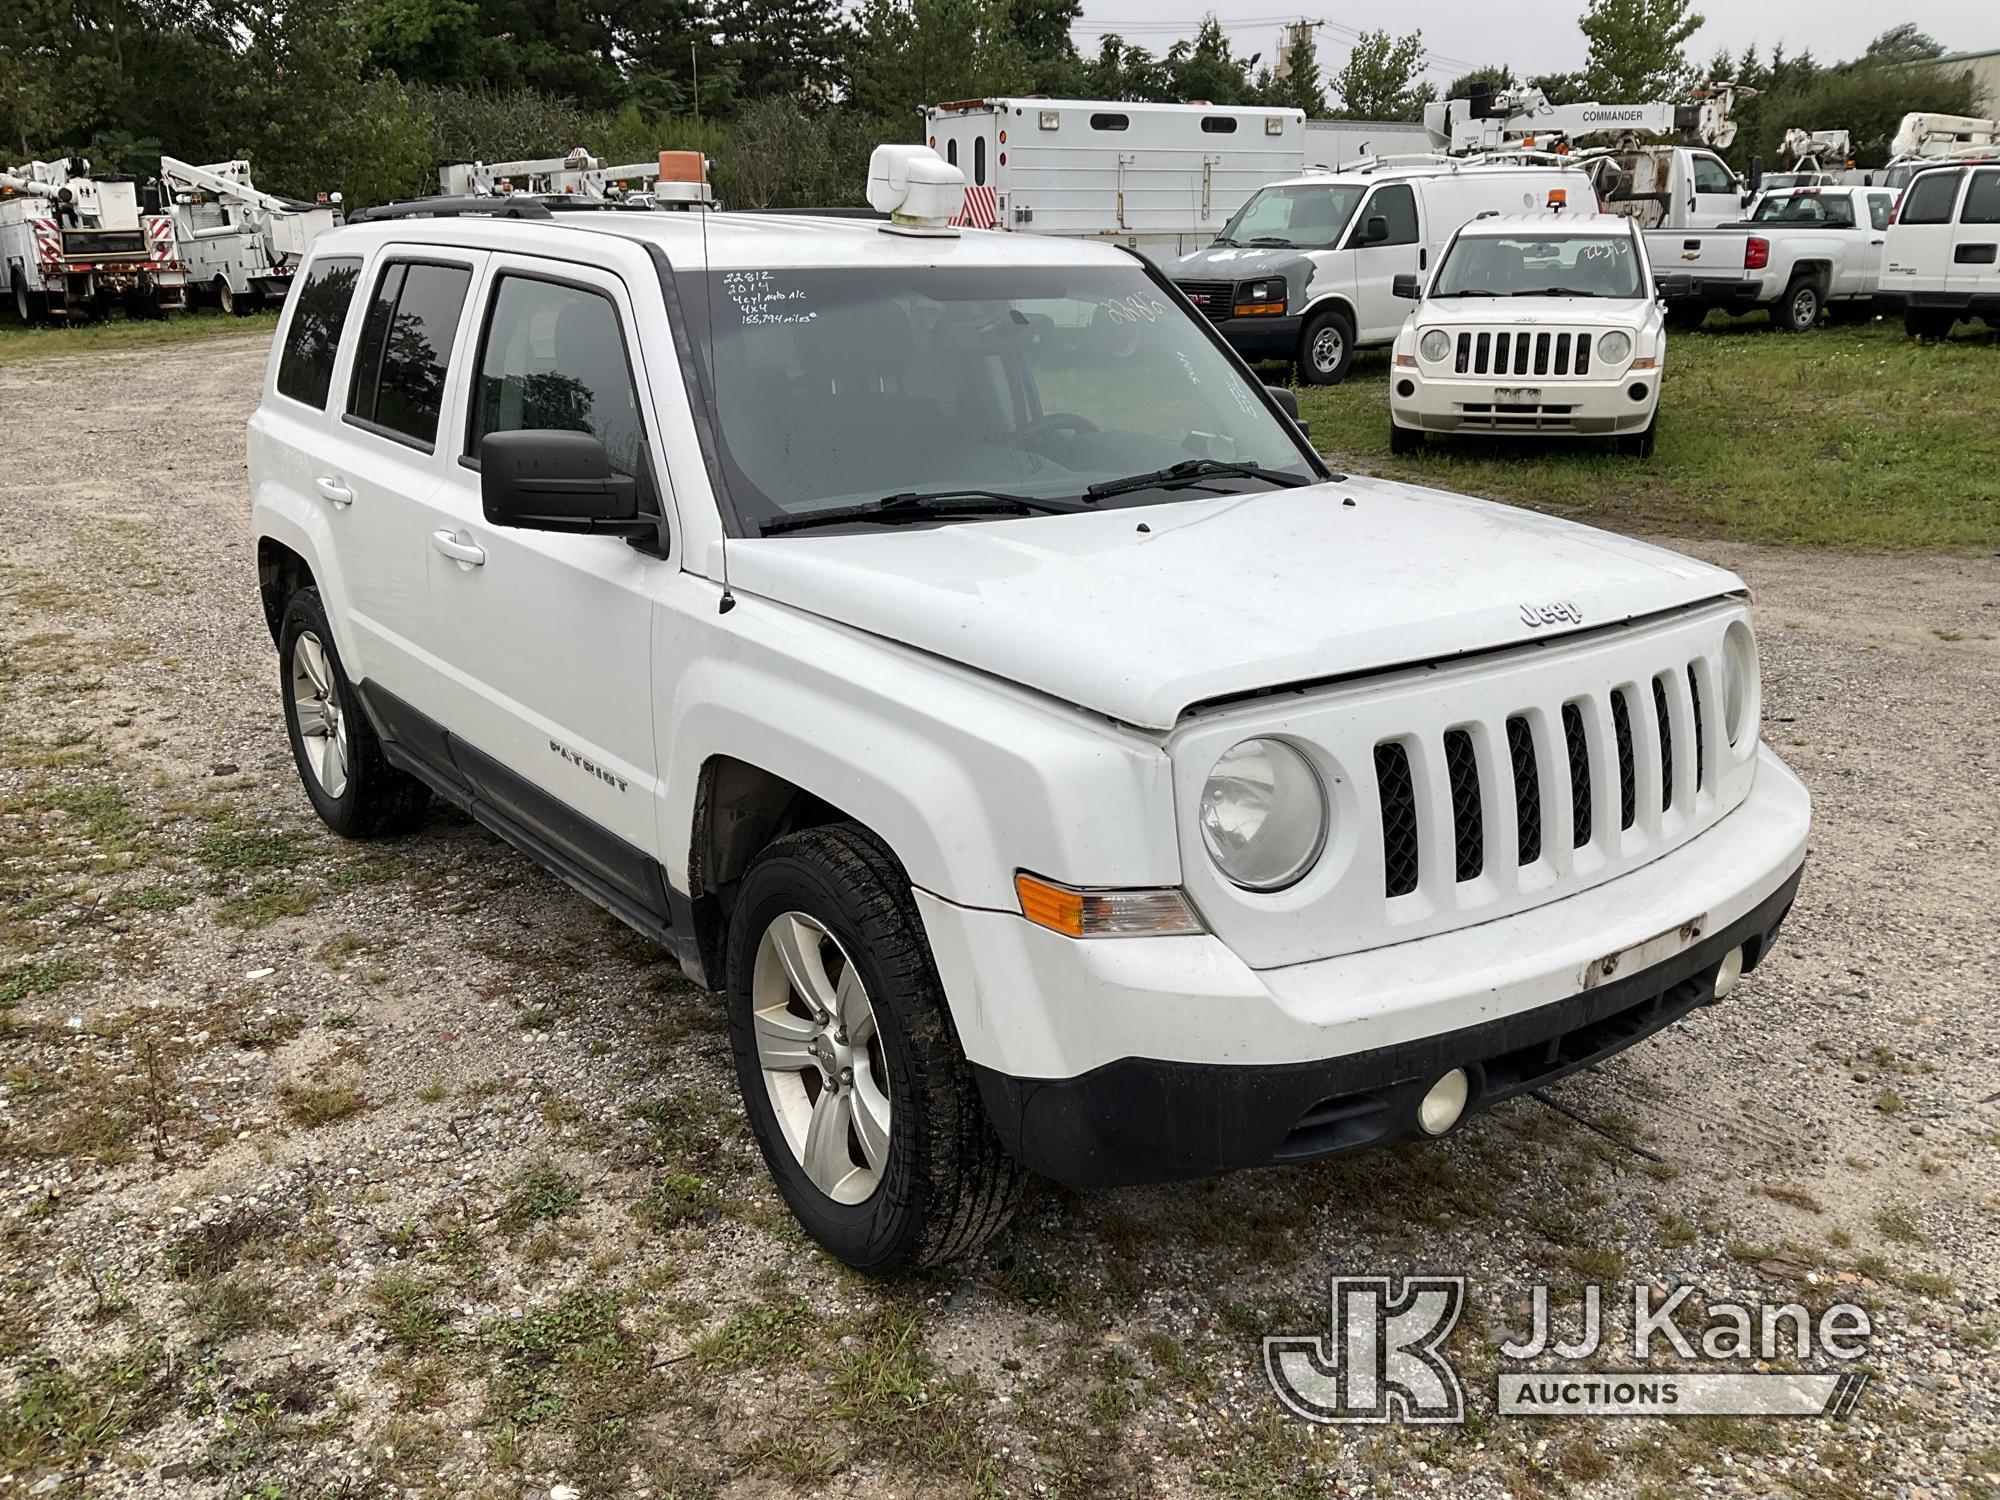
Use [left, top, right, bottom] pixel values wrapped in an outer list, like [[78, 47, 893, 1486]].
[[680, 266, 1318, 535], [1750, 193, 1855, 226], [1431, 233, 1643, 298], [1216, 184, 1365, 247]]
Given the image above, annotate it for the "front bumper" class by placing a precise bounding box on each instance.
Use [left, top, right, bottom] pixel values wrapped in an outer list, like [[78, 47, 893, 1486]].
[[1390, 367, 1659, 436], [1206, 312, 1303, 358], [918, 745, 1808, 1189]]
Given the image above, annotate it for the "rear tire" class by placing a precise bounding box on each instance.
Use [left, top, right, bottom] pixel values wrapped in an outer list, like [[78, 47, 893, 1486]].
[[1297, 306, 1356, 385], [1617, 412, 1658, 459], [1665, 303, 1707, 332], [214, 277, 237, 316], [1388, 418, 1424, 455], [10, 271, 30, 325], [1774, 278, 1821, 333], [278, 588, 430, 839], [1904, 309, 1955, 340], [725, 823, 1023, 1273]]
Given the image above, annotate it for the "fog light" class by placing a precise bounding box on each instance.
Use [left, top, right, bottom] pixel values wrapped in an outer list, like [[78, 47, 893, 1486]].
[[1395, 378, 1416, 398], [1418, 1068, 1470, 1135], [1628, 382, 1649, 401], [1712, 945, 1744, 999]]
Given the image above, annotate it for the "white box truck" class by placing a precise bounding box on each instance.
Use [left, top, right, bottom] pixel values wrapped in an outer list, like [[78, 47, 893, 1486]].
[[923, 98, 1306, 259]]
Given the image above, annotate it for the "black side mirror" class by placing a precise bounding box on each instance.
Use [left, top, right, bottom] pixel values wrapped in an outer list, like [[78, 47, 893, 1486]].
[[1746, 155, 1763, 197], [1265, 384, 1310, 439], [480, 429, 651, 537], [1392, 272, 1422, 299], [1361, 215, 1389, 245]]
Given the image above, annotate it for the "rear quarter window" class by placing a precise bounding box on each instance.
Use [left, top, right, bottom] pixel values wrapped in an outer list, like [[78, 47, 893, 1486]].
[[1899, 169, 1964, 226], [275, 257, 360, 409], [346, 259, 474, 448], [1963, 170, 2000, 225]]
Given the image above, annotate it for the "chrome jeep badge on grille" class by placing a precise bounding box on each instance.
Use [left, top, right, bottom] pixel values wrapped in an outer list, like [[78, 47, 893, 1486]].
[[1520, 601, 1584, 628]]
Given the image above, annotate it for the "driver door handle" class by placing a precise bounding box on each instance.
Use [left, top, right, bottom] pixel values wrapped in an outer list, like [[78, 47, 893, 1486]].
[[314, 476, 353, 507], [430, 529, 486, 567]]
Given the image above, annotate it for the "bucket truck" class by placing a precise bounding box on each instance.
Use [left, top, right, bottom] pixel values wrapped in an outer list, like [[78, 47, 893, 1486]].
[[436, 149, 716, 209], [158, 158, 342, 314], [1425, 83, 1755, 230], [1882, 113, 1999, 191], [3, 157, 186, 322]]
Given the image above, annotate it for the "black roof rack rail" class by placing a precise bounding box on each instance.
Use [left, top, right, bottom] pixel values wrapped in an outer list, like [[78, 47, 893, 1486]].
[[350, 195, 554, 223]]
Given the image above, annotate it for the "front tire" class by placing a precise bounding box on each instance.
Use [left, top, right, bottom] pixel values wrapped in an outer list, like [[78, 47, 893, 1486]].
[[1388, 418, 1424, 455], [725, 823, 1023, 1273], [1774, 278, 1821, 333], [278, 588, 430, 838], [1297, 306, 1356, 385], [1617, 411, 1659, 459]]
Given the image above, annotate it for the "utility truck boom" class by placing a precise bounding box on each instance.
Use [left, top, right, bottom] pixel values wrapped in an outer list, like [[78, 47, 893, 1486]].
[[157, 156, 341, 314], [3, 155, 185, 320]]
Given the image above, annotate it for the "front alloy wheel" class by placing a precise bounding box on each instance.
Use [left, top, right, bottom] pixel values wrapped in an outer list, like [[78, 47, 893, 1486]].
[[751, 912, 892, 1204]]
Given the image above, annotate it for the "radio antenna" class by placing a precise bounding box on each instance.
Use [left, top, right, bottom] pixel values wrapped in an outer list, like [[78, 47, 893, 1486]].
[[699, 171, 734, 614]]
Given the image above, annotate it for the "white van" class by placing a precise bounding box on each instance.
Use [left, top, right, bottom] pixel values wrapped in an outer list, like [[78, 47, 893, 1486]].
[[1881, 160, 2000, 338], [1170, 159, 1595, 383]]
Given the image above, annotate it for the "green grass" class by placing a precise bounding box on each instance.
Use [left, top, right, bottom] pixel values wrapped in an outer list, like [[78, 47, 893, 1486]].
[[0, 309, 278, 367], [1294, 318, 2000, 550]]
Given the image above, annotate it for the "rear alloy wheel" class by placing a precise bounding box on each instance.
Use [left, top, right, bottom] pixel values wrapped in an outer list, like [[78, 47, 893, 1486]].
[[278, 588, 430, 838], [725, 823, 1023, 1273], [1775, 279, 1821, 333], [1297, 306, 1356, 385]]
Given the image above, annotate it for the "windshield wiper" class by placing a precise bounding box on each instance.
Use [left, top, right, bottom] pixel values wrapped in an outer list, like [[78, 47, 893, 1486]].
[[1433, 289, 1503, 297], [1513, 288, 1605, 297], [1084, 459, 1316, 502], [758, 489, 1082, 537], [1245, 236, 1294, 247]]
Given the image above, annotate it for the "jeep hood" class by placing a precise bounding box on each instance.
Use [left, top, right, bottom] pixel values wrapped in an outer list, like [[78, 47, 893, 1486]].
[[716, 478, 1740, 731], [1417, 295, 1652, 326]]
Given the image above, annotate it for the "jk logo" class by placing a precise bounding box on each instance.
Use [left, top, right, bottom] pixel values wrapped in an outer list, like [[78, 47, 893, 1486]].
[[1264, 1276, 1466, 1424]]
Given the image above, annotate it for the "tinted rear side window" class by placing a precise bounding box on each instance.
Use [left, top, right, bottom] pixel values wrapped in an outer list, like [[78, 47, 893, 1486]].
[[1963, 170, 2000, 225], [1868, 194, 1893, 231], [347, 260, 473, 447], [1900, 169, 1964, 225], [467, 277, 645, 476], [275, 257, 360, 408]]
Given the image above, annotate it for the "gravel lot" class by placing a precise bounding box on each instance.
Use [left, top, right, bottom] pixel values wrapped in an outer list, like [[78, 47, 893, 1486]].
[[1, 332, 1996, 1499]]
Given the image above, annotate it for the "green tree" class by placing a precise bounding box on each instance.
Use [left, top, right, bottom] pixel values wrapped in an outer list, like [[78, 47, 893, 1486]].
[[1264, 26, 1326, 116], [1162, 17, 1257, 105], [1083, 35, 1171, 101], [359, 0, 485, 88], [843, 0, 1030, 128], [1444, 64, 1516, 101], [1329, 29, 1435, 119], [1861, 25, 1944, 66], [1579, 0, 1703, 100]]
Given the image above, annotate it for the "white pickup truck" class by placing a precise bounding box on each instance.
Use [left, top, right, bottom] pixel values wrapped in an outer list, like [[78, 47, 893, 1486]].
[[1652, 185, 1898, 330]]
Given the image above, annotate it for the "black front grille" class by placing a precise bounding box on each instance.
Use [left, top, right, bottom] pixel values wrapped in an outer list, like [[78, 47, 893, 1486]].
[[1507, 716, 1541, 866], [1562, 702, 1591, 848], [1652, 676, 1674, 810], [1451, 329, 1595, 376], [1444, 729, 1483, 882], [1687, 666, 1705, 790], [1610, 689, 1637, 830], [1375, 742, 1419, 898], [1173, 281, 1234, 323]]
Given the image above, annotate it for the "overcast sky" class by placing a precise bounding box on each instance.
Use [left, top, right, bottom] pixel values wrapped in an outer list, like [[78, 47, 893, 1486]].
[[1067, 1, 1992, 87]]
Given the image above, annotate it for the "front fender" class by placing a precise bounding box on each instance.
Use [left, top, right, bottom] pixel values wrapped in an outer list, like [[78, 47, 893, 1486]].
[[655, 595, 1183, 911]]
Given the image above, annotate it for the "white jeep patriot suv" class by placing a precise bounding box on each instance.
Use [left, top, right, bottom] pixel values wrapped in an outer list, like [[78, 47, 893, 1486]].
[[248, 153, 1809, 1273], [1389, 213, 1670, 457]]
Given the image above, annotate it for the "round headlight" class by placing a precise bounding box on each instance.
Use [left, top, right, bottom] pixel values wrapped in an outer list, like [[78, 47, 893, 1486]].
[[1596, 329, 1633, 365], [1720, 620, 1758, 746], [1199, 739, 1328, 891], [1418, 328, 1452, 363]]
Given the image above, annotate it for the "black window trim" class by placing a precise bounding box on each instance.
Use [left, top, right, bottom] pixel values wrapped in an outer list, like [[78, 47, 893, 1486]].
[[341, 253, 478, 456], [457, 262, 668, 528], [274, 253, 363, 413]]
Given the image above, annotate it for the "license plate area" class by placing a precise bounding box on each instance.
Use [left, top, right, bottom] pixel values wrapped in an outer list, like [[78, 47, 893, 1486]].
[[1495, 386, 1542, 404], [1580, 914, 1707, 990]]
